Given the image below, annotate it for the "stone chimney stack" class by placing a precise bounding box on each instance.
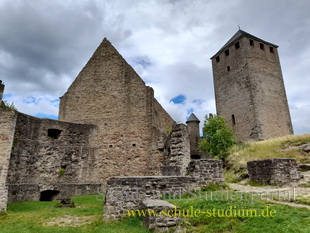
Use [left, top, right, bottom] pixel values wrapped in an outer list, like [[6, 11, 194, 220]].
[[0, 80, 4, 104], [186, 113, 200, 156]]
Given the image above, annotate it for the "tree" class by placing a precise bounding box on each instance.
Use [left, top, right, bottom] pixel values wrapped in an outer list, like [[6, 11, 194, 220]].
[[199, 115, 236, 162]]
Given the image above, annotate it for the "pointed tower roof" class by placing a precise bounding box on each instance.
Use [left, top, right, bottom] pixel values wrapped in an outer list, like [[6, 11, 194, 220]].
[[186, 113, 200, 123], [211, 30, 278, 59]]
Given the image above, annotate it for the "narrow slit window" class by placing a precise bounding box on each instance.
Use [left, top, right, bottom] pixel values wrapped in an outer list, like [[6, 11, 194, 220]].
[[235, 41, 240, 49], [227, 66, 231, 71], [216, 56, 220, 63], [225, 49, 230, 56], [269, 47, 274, 53], [260, 43, 264, 50], [249, 39, 254, 46], [231, 115, 236, 125]]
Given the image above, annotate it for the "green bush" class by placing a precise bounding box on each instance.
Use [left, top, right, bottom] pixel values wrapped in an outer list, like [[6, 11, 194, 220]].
[[199, 115, 236, 162]]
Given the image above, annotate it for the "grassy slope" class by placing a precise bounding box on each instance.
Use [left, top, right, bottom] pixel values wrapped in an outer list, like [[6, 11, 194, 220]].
[[225, 134, 310, 182]]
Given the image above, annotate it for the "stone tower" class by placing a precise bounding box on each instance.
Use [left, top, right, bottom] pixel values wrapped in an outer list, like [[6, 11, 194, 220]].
[[186, 113, 200, 157], [211, 30, 293, 141]]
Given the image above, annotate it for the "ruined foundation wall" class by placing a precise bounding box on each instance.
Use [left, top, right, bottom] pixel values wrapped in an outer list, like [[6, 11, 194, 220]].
[[247, 158, 300, 185], [187, 159, 224, 186], [0, 110, 17, 211], [104, 176, 196, 220]]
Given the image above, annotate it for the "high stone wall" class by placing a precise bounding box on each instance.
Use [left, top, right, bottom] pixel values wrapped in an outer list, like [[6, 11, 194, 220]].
[[0, 110, 17, 211], [6, 112, 101, 202], [59, 38, 175, 181]]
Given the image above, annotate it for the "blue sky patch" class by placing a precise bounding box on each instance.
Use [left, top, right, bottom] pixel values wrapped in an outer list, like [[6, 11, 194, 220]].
[[35, 113, 58, 120], [170, 94, 186, 104]]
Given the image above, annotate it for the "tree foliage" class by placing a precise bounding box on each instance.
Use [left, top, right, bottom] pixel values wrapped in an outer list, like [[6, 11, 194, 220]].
[[199, 115, 236, 161]]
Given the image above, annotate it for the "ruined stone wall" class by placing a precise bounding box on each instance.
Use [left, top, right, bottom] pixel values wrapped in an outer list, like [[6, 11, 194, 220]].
[[104, 176, 196, 220], [0, 110, 17, 211], [212, 35, 293, 141], [6, 112, 100, 202], [187, 159, 224, 186], [163, 124, 191, 176], [59, 39, 175, 182], [247, 158, 300, 185]]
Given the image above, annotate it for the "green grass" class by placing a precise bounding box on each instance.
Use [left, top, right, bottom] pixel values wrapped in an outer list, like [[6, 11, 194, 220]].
[[170, 192, 310, 233], [225, 134, 310, 182], [1, 192, 310, 233], [0, 195, 149, 233]]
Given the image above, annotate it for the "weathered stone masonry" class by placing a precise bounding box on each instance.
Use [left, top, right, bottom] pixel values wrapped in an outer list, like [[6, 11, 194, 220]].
[[212, 30, 293, 141], [0, 110, 17, 211], [104, 176, 196, 220], [7, 112, 102, 202], [247, 158, 301, 185]]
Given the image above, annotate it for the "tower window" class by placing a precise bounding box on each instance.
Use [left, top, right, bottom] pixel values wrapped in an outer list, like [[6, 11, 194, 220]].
[[225, 49, 230, 56], [216, 56, 220, 63], [227, 66, 231, 71], [269, 47, 274, 53], [235, 42, 240, 49], [249, 39, 254, 46], [260, 43, 264, 50], [231, 115, 236, 125]]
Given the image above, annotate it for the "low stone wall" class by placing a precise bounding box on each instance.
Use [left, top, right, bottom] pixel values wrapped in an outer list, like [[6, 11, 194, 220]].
[[140, 199, 182, 232], [187, 159, 224, 186], [247, 158, 301, 185], [160, 166, 181, 176], [104, 176, 196, 220], [8, 183, 102, 202]]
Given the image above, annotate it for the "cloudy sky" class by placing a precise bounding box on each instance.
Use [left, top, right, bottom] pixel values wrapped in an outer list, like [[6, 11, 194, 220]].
[[0, 0, 309, 134]]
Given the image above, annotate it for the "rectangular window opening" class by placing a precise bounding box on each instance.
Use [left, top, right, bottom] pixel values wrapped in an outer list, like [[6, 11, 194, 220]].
[[232, 115, 236, 125], [260, 43, 264, 50], [227, 66, 231, 71], [249, 39, 254, 46], [225, 49, 230, 56], [48, 129, 62, 139], [269, 47, 274, 53], [216, 56, 220, 63], [235, 41, 240, 49]]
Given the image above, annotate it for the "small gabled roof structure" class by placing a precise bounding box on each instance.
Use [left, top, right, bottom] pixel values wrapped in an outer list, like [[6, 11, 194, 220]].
[[211, 30, 278, 59], [186, 113, 200, 123]]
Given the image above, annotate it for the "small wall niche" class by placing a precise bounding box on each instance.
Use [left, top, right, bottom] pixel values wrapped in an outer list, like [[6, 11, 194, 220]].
[[40, 190, 60, 201], [48, 129, 62, 139]]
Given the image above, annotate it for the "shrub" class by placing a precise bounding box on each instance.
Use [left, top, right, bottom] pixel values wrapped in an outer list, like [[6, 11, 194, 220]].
[[199, 115, 236, 162]]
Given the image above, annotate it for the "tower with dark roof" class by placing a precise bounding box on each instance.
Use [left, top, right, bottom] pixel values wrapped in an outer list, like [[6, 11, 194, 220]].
[[186, 113, 200, 157], [211, 30, 293, 141]]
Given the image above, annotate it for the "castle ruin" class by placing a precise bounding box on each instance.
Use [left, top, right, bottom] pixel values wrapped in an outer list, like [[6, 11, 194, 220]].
[[0, 30, 293, 212]]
